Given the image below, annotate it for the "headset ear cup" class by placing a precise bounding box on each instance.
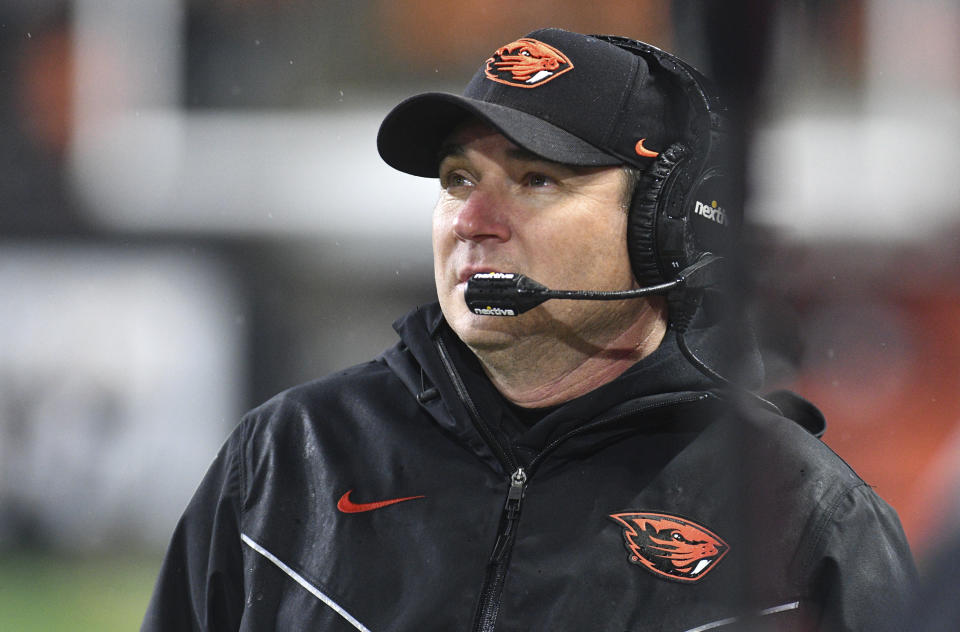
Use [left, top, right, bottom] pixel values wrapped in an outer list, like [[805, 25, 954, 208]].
[[627, 142, 688, 286]]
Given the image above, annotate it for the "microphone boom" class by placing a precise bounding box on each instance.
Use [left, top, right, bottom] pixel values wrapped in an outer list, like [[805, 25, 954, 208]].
[[463, 255, 722, 317], [465, 272, 682, 317]]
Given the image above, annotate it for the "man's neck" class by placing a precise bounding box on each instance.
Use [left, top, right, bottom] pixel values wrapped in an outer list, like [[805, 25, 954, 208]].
[[469, 300, 668, 408]]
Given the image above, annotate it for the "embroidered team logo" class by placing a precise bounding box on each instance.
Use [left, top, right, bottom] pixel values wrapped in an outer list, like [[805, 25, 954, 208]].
[[609, 512, 729, 583], [484, 38, 573, 87]]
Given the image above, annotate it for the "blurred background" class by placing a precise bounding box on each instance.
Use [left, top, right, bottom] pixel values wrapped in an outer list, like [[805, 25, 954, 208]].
[[1, 0, 958, 629]]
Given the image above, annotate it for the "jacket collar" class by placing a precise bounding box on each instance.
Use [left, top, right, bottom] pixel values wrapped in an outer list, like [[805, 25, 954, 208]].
[[385, 302, 766, 451]]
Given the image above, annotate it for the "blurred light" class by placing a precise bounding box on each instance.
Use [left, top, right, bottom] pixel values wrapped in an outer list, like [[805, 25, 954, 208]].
[[66, 0, 960, 248], [71, 109, 438, 244], [750, 107, 960, 241], [0, 245, 243, 549]]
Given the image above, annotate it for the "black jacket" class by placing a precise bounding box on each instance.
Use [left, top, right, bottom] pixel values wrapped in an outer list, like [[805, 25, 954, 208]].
[[142, 303, 916, 631]]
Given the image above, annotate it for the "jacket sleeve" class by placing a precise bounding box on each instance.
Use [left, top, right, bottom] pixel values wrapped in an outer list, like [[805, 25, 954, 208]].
[[141, 424, 246, 632], [805, 483, 918, 632]]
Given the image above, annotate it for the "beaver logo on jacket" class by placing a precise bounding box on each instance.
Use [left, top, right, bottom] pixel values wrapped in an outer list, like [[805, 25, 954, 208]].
[[609, 512, 729, 583], [484, 38, 573, 87]]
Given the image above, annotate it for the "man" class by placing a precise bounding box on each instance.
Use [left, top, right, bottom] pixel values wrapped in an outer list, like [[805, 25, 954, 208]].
[[142, 28, 915, 631]]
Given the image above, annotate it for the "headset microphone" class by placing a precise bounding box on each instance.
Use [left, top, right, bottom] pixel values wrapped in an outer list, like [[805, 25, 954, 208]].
[[464, 253, 723, 318]]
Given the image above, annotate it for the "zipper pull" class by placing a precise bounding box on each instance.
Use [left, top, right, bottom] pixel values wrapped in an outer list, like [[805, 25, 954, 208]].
[[491, 468, 527, 563], [504, 467, 526, 523], [507, 467, 527, 508]]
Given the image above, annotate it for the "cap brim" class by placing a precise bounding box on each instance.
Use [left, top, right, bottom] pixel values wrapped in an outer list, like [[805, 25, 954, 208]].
[[377, 92, 623, 178]]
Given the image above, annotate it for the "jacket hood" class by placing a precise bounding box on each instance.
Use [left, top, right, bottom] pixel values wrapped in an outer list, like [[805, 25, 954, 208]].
[[390, 303, 763, 395], [382, 302, 766, 458]]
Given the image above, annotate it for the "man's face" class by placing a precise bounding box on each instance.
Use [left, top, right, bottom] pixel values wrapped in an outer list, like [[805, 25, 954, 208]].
[[433, 122, 653, 352]]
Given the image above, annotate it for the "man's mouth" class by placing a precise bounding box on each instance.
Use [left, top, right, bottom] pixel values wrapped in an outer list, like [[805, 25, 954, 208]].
[[458, 266, 507, 284]]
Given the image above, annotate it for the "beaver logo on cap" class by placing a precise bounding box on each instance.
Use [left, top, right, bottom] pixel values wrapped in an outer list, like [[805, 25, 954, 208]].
[[484, 38, 573, 88]]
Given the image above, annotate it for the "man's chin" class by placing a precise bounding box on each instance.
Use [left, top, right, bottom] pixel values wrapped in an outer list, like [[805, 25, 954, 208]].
[[444, 307, 526, 350]]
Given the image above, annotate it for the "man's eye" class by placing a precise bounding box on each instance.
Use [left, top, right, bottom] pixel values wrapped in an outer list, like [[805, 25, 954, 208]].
[[442, 172, 472, 189], [526, 173, 554, 188]]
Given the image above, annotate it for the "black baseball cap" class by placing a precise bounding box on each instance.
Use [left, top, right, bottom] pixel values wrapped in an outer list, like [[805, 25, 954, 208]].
[[377, 27, 684, 178]]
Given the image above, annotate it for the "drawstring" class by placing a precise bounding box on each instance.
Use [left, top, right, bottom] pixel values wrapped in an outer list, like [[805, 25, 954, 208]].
[[416, 368, 440, 403]]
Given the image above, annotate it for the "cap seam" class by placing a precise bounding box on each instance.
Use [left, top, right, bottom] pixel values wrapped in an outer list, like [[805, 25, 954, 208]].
[[601, 53, 642, 164]]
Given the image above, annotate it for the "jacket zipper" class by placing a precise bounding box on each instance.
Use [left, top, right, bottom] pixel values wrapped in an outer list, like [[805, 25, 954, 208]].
[[435, 336, 519, 473], [434, 338, 525, 632], [435, 336, 712, 631], [471, 467, 526, 632]]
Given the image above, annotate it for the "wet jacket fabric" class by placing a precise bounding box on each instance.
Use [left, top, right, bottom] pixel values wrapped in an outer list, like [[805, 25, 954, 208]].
[[142, 303, 916, 632]]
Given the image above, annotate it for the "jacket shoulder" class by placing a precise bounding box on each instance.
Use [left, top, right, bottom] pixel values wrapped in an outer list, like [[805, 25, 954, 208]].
[[726, 397, 916, 616], [737, 395, 862, 485], [231, 354, 417, 489], [239, 356, 407, 432]]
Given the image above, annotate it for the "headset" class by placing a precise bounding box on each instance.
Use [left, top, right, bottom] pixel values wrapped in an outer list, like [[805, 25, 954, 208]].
[[593, 35, 736, 305]]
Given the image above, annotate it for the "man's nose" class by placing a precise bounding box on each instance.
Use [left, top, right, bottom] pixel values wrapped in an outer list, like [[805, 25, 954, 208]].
[[452, 189, 511, 243]]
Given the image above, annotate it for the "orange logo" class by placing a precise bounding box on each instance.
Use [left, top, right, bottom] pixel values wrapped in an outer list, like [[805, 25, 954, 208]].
[[634, 138, 659, 158], [609, 512, 729, 583], [485, 38, 573, 88], [337, 490, 425, 514]]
